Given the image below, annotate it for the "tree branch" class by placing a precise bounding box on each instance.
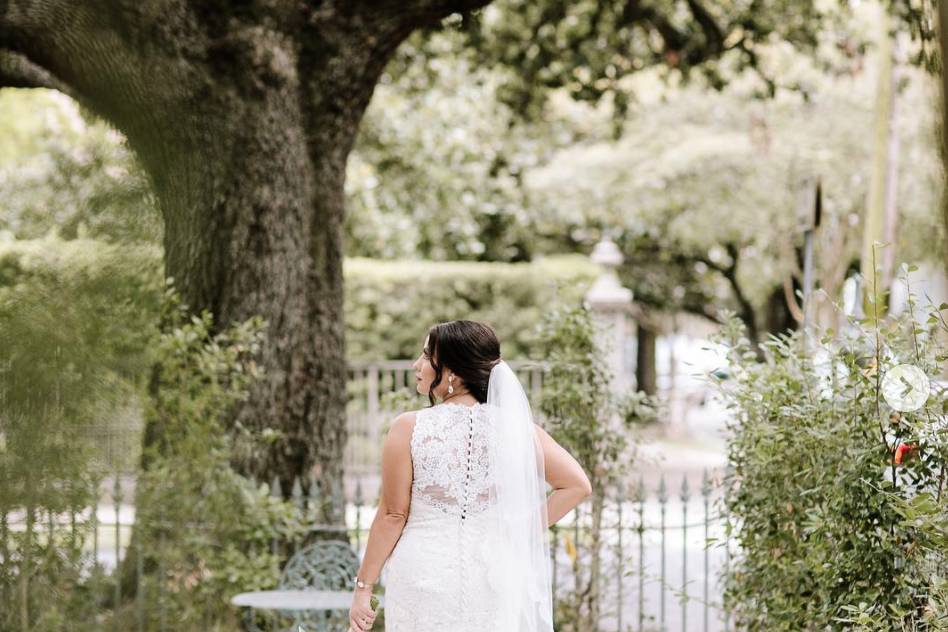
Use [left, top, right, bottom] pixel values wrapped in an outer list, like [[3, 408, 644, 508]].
[[311, 0, 493, 31], [783, 274, 804, 323], [685, 0, 724, 54], [621, 1, 687, 52], [692, 252, 729, 276], [0, 49, 74, 96], [354, 0, 492, 14], [732, 35, 777, 97], [694, 242, 760, 340], [0, 1, 185, 128]]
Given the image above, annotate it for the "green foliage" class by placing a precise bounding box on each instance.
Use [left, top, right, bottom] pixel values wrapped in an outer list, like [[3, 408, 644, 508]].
[[350, 3, 944, 341], [537, 304, 655, 485], [344, 255, 599, 361], [536, 304, 658, 630], [449, 0, 820, 120], [0, 240, 339, 629], [0, 234, 163, 630], [708, 269, 948, 630], [131, 285, 312, 630], [527, 20, 944, 322], [352, 4, 942, 336], [0, 90, 160, 244], [348, 28, 585, 262], [434, 0, 935, 124]]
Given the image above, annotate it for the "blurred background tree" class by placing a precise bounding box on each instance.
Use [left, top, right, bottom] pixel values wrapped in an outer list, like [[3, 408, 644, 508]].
[[346, 1, 943, 371]]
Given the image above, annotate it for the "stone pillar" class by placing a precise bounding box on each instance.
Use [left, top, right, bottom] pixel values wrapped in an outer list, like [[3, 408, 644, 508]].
[[583, 237, 634, 395]]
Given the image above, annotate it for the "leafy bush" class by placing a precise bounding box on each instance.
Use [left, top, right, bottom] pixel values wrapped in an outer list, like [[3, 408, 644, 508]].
[[0, 238, 347, 629], [128, 285, 314, 630], [0, 235, 598, 628], [710, 267, 948, 631], [0, 235, 161, 630], [536, 303, 658, 631]]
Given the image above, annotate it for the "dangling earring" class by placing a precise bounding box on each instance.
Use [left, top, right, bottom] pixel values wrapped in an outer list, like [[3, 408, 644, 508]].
[[448, 374, 454, 395]]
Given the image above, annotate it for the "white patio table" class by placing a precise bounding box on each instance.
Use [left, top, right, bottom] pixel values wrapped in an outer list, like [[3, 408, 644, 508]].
[[230, 589, 384, 631]]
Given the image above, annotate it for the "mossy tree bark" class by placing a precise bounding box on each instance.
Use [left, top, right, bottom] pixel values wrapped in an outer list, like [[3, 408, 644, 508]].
[[0, 0, 488, 511]]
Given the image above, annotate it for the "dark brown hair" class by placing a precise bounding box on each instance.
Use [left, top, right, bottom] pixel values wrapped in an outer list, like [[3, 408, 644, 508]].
[[423, 320, 502, 406]]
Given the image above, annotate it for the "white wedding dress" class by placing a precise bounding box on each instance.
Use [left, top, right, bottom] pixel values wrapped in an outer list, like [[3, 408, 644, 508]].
[[381, 402, 506, 630]]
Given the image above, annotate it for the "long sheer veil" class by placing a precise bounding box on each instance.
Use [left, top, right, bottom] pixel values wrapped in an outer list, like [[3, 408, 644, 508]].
[[484, 360, 554, 631]]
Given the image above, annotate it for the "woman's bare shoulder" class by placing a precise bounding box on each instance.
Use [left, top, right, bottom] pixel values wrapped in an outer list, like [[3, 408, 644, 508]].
[[388, 410, 419, 437], [396, 409, 419, 423]]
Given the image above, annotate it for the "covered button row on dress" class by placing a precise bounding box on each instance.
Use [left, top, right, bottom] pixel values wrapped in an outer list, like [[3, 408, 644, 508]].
[[460, 407, 475, 521]]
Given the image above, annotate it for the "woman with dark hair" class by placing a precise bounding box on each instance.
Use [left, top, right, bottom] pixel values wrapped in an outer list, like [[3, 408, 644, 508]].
[[348, 320, 592, 631]]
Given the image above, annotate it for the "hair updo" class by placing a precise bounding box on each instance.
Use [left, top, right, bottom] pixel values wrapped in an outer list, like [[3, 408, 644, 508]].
[[423, 320, 502, 406]]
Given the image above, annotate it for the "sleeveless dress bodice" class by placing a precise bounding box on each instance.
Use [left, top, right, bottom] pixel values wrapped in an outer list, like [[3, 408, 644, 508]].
[[381, 402, 504, 630]]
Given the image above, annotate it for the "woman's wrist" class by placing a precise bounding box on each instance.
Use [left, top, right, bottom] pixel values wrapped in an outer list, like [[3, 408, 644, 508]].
[[354, 576, 376, 592]]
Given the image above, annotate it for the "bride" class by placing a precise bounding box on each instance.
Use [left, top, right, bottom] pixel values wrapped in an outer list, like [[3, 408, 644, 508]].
[[348, 320, 593, 631]]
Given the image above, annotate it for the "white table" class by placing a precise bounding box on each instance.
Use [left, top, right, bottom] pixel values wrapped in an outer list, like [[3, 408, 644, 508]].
[[231, 590, 363, 610], [231, 589, 384, 630]]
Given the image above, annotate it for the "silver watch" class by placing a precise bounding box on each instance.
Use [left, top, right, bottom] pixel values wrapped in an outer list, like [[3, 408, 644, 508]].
[[355, 577, 373, 590]]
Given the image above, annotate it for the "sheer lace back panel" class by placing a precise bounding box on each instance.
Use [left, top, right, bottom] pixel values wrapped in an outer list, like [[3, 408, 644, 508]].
[[383, 401, 532, 630], [410, 402, 495, 519]]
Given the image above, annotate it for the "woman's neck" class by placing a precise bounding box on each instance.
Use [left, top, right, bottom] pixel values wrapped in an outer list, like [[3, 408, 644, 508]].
[[441, 391, 477, 406]]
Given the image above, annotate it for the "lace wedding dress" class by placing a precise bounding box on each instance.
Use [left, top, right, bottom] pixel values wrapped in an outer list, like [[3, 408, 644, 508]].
[[381, 402, 505, 630]]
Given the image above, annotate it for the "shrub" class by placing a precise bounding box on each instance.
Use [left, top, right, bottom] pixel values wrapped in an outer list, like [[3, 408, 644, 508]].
[[0, 237, 599, 364], [344, 255, 598, 361], [710, 267, 948, 630], [536, 303, 659, 631], [0, 235, 161, 630], [127, 284, 316, 630]]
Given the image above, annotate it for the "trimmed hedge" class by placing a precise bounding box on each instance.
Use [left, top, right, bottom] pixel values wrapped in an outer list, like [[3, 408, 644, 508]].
[[0, 236, 599, 363], [343, 254, 599, 361]]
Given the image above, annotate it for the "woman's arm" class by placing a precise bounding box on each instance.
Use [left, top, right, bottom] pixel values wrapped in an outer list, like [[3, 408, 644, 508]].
[[534, 423, 593, 527], [354, 412, 416, 585]]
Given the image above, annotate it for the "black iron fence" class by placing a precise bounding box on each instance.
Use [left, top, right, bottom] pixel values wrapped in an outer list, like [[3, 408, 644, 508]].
[[0, 466, 734, 632]]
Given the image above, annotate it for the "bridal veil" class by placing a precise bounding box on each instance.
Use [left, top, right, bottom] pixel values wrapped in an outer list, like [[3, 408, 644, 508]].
[[484, 360, 554, 631]]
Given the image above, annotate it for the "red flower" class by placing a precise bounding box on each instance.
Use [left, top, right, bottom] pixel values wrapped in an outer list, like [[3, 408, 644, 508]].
[[893, 443, 918, 465]]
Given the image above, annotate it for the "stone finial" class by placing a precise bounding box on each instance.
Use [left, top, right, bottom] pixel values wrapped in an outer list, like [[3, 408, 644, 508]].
[[585, 238, 633, 310]]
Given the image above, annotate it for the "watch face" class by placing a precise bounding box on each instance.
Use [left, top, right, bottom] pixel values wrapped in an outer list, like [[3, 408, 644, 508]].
[[881, 363, 930, 412]]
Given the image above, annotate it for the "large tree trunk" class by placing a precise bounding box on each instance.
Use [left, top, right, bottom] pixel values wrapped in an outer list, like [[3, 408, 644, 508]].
[[163, 93, 352, 510], [0, 1, 490, 609], [121, 21, 386, 521]]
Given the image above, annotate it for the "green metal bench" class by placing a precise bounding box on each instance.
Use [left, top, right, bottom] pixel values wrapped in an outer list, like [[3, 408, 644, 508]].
[[232, 539, 374, 632]]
